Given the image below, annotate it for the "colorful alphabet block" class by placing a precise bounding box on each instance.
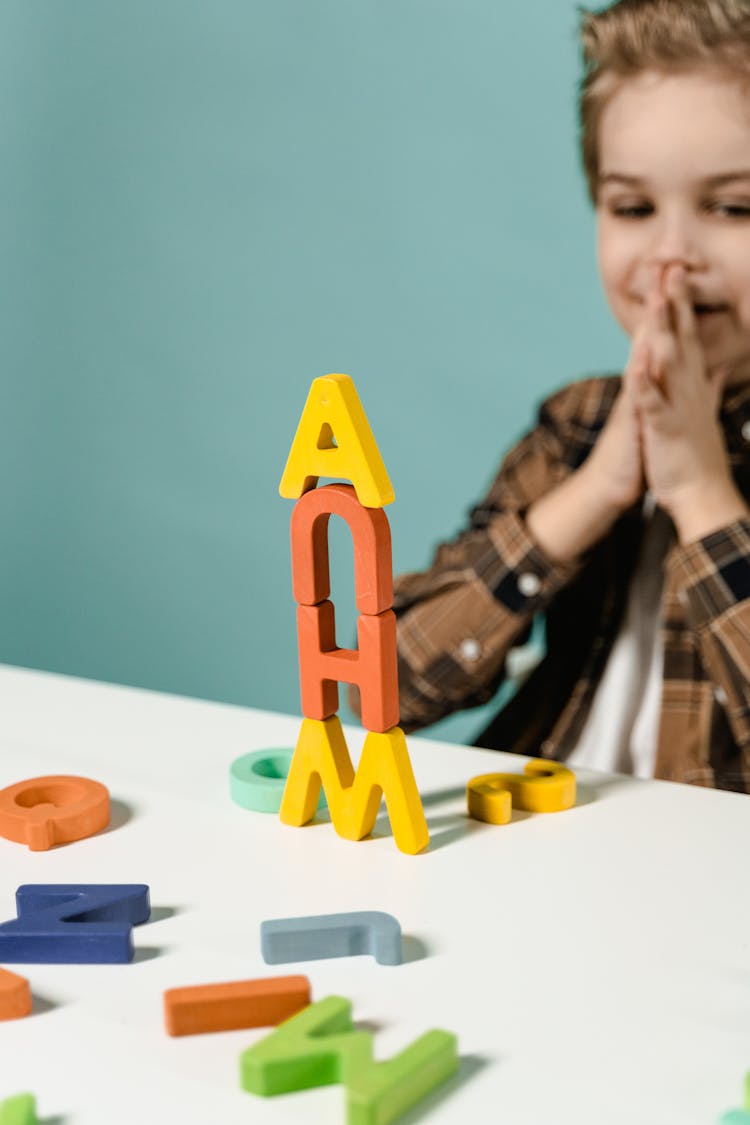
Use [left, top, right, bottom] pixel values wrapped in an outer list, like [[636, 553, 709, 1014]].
[[295, 602, 399, 732], [0, 1095, 36, 1125], [0, 884, 151, 963], [240, 995, 458, 1125], [467, 760, 576, 824], [279, 373, 395, 507], [291, 483, 393, 615], [279, 375, 429, 854], [164, 975, 311, 1036], [261, 912, 402, 966], [241, 995, 369, 1095], [280, 717, 428, 855], [0, 968, 32, 1020], [346, 1029, 458, 1125], [229, 749, 326, 813], [0, 775, 110, 851], [467, 777, 513, 825]]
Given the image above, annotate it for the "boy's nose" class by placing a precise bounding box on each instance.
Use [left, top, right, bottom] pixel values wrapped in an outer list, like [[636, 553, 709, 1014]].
[[654, 258, 690, 271], [645, 260, 693, 293], [649, 234, 703, 273]]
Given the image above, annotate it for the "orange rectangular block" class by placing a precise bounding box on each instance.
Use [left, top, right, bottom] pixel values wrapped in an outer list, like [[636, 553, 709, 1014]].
[[0, 966, 32, 1020], [163, 975, 311, 1036]]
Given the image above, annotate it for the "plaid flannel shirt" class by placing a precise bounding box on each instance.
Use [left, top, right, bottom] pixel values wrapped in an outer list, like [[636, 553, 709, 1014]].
[[391, 374, 750, 791]]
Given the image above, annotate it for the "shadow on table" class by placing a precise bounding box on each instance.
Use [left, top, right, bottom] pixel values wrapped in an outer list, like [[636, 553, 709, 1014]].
[[132, 946, 162, 963], [367, 801, 477, 852], [419, 785, 465, 807], [401, 934, 429, 963], [308, 770, 632, 851], [148, 905, 179, 924], [416, 784, 520, 852], [30, 991, 58, 1017], [130, 904, 181, 961], [422, 815, 485, 853], [367, 783, 525, 851], [354, 1017, 387, 1036], [422, 775, 634, 813], [396, 1053, 494, 1124], [101, 798, 134, 834], [415, 771, 639, 850]]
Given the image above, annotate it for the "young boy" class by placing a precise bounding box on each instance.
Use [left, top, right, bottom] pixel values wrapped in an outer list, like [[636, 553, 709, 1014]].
[[386, 0, 750, 791]]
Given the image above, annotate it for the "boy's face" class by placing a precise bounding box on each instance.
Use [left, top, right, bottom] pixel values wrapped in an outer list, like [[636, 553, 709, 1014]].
[[596, 68, 750, 384]]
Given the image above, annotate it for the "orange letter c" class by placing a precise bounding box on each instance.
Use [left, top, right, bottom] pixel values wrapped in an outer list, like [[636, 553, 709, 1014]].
[[0, 775, 110, 851]]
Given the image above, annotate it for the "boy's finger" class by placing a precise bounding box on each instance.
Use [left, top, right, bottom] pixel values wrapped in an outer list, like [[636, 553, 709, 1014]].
[[624, 331, 650, 392], [647, 262, 664, 296], [667, 264, 697, 339], [708, 362, 731, 407], [649, 333, 676, 382], [645, 342, 670, 402], [636, 366, 666, 414], [646, 278, 672, 338]]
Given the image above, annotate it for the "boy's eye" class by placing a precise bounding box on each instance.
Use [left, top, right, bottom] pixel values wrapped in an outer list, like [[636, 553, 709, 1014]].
[[611, 204, 651, 218], [609, 202, 750, 219], [709, 203, 750, 217]]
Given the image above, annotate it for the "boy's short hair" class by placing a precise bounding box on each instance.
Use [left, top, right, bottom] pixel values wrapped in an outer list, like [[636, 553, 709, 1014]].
[[577, 0, 750, 207]]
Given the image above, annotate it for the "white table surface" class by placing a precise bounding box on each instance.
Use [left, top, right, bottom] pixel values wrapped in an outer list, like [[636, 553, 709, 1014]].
[[1, 663, 749, 1124]]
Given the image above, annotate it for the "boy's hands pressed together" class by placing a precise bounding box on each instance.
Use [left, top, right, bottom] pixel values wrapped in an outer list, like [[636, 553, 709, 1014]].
[[526, 327, 647, 566], [579, 322, 647, 515], [633, 263, 749, 543], [526, 263, 750, 565]]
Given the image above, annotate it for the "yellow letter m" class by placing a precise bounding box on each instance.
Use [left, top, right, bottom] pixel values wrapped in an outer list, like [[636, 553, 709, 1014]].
[[279, 716, 429, 855]]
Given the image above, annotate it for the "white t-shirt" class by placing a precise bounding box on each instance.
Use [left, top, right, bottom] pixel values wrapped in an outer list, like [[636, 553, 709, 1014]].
[[567, 493, 674, 778]]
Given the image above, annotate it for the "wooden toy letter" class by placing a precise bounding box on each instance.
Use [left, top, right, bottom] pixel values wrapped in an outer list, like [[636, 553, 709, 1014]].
[[291, 483, 398, 731], [279, 374, 429, 853], [240, 994, 458, 1123], [279, 373, 394, 507], [164, 975, 311, 1036], [467, 760, 577, 825], [280, 717, 428, 855], [290, 483, 393, 615], [0, 1093, 37, 1124], [0, 967, 32, 1020], [0, 775, 110, 851]]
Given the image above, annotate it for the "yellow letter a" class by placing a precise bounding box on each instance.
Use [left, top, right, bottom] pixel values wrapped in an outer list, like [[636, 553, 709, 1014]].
[[278, 374, 395, 508], [279, 716, 429, 855]]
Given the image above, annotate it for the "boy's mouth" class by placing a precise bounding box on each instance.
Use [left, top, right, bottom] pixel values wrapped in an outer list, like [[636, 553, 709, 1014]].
[[633, 295, 730, 324], [693, 303, 730, 324], [693, 303, 728, 316]]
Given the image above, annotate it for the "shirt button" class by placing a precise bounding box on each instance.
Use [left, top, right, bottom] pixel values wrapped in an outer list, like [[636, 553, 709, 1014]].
[[459, 638, 482, 663], [518, 572, 541, 597], [714, 686, 728, 705], [742, 420, 750, 442], [677, 590, 689, 608]]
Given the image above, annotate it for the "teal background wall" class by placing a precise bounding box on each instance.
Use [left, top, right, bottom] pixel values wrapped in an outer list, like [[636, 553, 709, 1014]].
[[0, 1, 628, 746]]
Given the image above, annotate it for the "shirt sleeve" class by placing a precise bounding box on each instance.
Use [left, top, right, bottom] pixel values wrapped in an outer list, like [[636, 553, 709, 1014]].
[[386, 386, 594, 731], [668, 516, 750, 750]]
